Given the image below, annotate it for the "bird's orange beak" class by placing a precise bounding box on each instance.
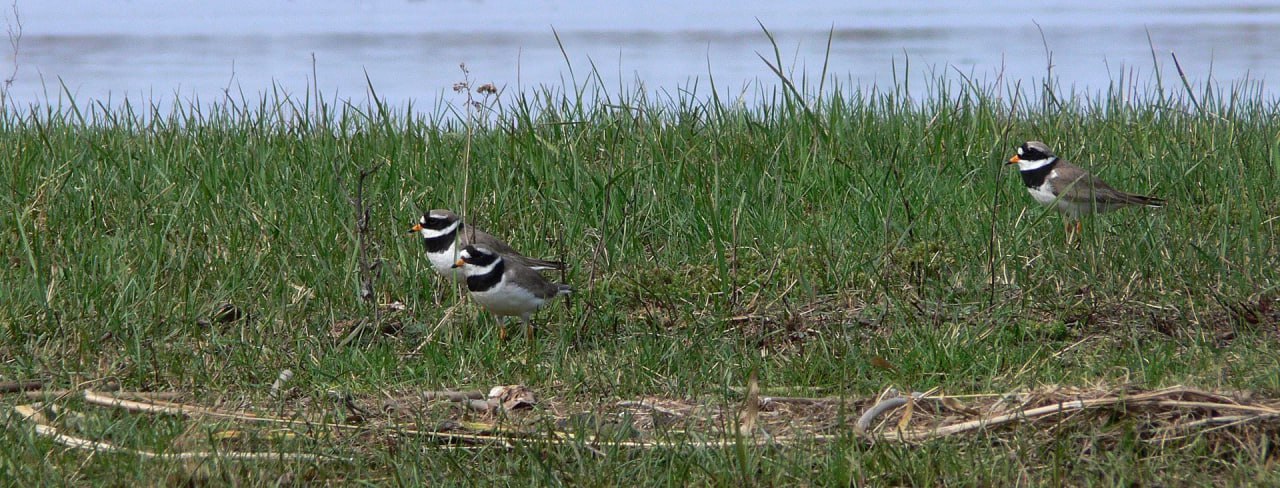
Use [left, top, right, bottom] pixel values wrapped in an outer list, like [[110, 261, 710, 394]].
[[1007, 155, 1021, 165], [452, 258, 465, 268], [407, 223, 423, 234]]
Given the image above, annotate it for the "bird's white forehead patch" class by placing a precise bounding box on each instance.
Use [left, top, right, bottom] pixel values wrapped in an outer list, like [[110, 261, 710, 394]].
[[459, 248, 473, 259], [1017, 146, 1024, 156]]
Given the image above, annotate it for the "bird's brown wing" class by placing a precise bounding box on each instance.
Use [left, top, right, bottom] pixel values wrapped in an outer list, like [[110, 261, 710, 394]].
[[1055, 162, 1164, 207], [469, 228, 566, 271], [505, 262, 571, 300]]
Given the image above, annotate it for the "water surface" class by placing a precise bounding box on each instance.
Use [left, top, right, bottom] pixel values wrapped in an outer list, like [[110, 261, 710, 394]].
[[9, 0, 1280, 111]]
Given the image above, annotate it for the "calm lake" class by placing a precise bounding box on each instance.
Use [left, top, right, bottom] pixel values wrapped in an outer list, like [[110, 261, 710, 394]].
[[9, 0, 1280, 112]]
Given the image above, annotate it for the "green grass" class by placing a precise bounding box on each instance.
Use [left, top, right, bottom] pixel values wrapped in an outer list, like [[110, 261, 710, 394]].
[[1, 65, 1278, 484]]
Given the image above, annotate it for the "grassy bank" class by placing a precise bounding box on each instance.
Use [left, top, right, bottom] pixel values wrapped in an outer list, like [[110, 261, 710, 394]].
[[1, 71, 1278, 484]]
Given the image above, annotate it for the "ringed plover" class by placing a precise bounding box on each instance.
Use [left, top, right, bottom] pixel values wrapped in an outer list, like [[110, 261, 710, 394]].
[[452, 245, 573, 340], [408, 209, 565, 281], [1007, 141, 1165, 240]]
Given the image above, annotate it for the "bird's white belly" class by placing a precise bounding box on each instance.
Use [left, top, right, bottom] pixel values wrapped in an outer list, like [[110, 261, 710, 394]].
[[1027, 184, 1059, 207], [471, 281, 545, 317], [1027, 177, 1091, 218], [1027, 181, 1119, 218], [427, 243, 463, 280]]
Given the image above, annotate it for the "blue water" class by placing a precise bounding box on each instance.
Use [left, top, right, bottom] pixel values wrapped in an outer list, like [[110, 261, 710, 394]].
[[8, 0, 1280, 112]]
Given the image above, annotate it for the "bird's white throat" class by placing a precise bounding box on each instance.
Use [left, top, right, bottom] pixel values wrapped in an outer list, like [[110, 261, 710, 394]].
[[1015, 156, 1056, 172], [462, 260, 501, 277]]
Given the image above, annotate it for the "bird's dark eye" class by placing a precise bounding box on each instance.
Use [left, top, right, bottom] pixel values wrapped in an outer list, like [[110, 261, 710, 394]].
[[461, 246, 498, 266], [1020, 145, 1046, 160], [425, 215, 450, 228]]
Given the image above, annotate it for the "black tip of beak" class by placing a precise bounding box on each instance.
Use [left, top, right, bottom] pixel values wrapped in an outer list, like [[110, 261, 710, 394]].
[[406, 229, 417, 234], [450, 264, 461, 269]]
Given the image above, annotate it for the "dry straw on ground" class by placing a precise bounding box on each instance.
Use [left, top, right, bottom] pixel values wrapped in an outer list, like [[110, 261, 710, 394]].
[[5, 380, 1279, 460]]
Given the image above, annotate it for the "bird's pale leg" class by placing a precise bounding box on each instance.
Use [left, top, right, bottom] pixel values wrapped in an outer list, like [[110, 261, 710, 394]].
[[522, 315, 535, 342], [496, 315, 508, 341]]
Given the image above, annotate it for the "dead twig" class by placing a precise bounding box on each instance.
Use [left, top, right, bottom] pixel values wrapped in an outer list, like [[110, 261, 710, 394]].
[[738, 371, 761, 437], [868, 386, 1280, 442], [408, 390, 487, 402], [334, 156, 387, 346], [0, 380, 44, 393], [380, 390, 494, 414], [81, 389, 508, 445], [9, 404, 348, 462], [760, 396, 841, 407], [351, 161, 386, 303], [856, 391, 925, 433], [617, 401, 685, 419], [3, 0, 21, 93]]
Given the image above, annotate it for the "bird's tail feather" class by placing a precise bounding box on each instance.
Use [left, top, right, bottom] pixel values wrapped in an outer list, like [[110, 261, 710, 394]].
[[1129, 193, 1166, 207], [524, 257, 567, 271]]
